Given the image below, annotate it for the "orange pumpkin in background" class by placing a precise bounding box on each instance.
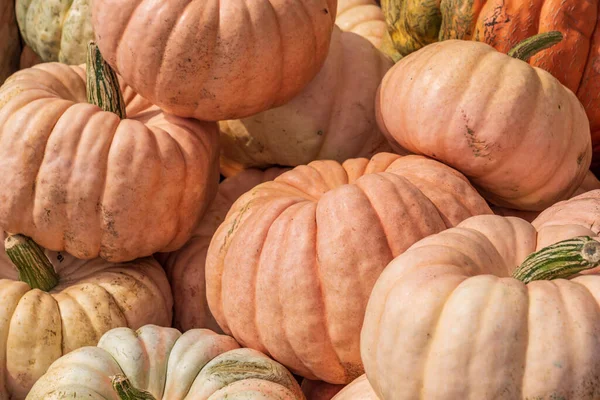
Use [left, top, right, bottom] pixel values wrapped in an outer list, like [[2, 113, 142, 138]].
[[92, 0, 337, 121]]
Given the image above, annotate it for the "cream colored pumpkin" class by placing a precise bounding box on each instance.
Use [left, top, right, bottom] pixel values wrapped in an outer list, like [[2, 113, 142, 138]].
[[27, 324, 305, 400], [361, 191, 600, 399], [219, 27, 393, 172], [156, 167, 288, 332], [16, 0, 93, 64], [336, 0, 386, 48], [206, 153, 492, 384], [332, 375, 378, 400], [0, 237, 172, 399], [1, 0, 21, 84]]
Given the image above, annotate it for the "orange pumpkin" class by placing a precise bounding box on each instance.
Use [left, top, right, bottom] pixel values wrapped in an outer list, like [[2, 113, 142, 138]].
[[381, 0, 600, 173], [206, 153, 492, 384], [92, 0, 337, 121], [0, 54, 219, 262], [376, 35, 591, 211], [362, 191, 600, 400], [156, 167, 288, 332], [302, 380, 344, 400]]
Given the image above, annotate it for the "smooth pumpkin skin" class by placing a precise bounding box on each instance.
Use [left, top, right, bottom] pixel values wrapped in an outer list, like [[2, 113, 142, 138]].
[[92, 0, 337, 122], [377, 39, 591, 211], [336, 0, 386, 47], [16, 0, 93, 64], [0, 240, 173, 399], [361, 198, 600, 400], [0, 63, 220, 262], [27, 325, 305, 400], [382, 0, 600, 173], [206, 153, 492, 384], [0, 0, 21, 84], [156, 167, 288, 333], [331, 375, 378, 400], [219, 27, 393, 171]]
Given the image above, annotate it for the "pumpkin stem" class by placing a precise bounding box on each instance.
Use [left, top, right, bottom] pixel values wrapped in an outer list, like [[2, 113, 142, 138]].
[[5, 234, 59, 291], [512, 236, 600, 283], [112, 375, 156, 400], [508, 31, 563, 62], [86, 41, 127, 119]]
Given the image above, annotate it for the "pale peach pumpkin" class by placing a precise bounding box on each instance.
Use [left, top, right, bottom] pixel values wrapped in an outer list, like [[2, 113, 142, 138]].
[[336, 0, 386, 48], [0, 63, 220, 262], [362, 192, 600, 400], [332, 375, 378, 400], [376, 39, 592, 211], [92, 0, 337, 121], [206, 153, 492, 384], [27, 325, 305, 400], [219, 27, 393, 172], [1, 0, 21, 84], [0, 235, 172, 399], [157, 167, 288, 332]]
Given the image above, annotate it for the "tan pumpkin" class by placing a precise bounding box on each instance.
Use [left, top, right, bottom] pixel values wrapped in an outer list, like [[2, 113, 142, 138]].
[[331, 375, 378, 400], [92, 0, 337, 121], [376, 35, 592, 211], [361, 191, 600, 400], [27, 324, 305, 399], [206, 152, 492, 384], [336, 0, 386, 48], [16, 0, 94, 64], [1, 0, 21, 84], [219, 27, 393, 173], [0, 48, 220, 262], [301, 380, 344, 400], [0, 235, 172, 399], [492, 170, 600, 222], [156, 167, 288, 332]]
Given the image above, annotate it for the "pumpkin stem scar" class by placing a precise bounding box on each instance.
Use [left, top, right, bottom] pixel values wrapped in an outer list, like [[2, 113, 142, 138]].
[[86, 41, 127, 119], [512, 236, 600, 283], [508, 31, 563, 62], [111, 375, 157, 400], [5, 234, 59, 291]]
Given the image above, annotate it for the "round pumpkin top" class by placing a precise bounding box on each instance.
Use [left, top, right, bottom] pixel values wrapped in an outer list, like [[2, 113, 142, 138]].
[[361, 190, 600, 400], [0, 236, 173, 398], [26, 324, 304, 400], [0, 63, 220, 262], [206, 152, 492, 384], [91, 0, 337, 121], [156, 167, 289, 333], [376, 39, 592, 211]]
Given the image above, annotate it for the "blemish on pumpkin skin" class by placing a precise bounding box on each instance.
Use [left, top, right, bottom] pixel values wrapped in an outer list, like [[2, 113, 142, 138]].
[[577, 151, 586, 165]]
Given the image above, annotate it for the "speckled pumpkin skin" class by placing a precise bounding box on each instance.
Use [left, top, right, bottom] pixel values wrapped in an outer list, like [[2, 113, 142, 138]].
[[1, 0, 21, 84], [16, 0, 94, 64]]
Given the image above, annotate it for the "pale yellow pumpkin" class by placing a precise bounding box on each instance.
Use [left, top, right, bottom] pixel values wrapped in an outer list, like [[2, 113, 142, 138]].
[[336, 0, 386, 48], [27, 324, 305, 400], [0, 235, 172, 399]]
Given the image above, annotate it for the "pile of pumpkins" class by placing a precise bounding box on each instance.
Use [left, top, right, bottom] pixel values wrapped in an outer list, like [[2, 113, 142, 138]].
[[2, 0, 600, 399]]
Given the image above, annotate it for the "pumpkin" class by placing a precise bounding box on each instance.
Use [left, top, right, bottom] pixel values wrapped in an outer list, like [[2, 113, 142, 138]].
[[0, 234, 172, 399], [219, 27, 393, 174], [361, 191, 600, 400], [0, 44, 220, 262], [206, 152, 492, 384], [492, 170, 600, 222], [16, 0, 93, 64], [376, 33, 591, 211], [336, 0, 386, 48], [331, 375, 378, 400], [19, 45, 42, 70], [1, 0, 21, 84], [301, 380, 344, 400], [91, 0, 337, 121], [27, 324, 305, 400], [156, 167, 288, 332], [381, 0, 600, 173]]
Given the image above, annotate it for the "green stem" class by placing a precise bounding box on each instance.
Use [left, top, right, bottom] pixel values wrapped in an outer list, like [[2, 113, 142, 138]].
[[112, 375, 156, 400], [512, 236, 600, 283], [508, 31, 563, 62], [86, 41, 127, 119], [5, 234, 59, 291]]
